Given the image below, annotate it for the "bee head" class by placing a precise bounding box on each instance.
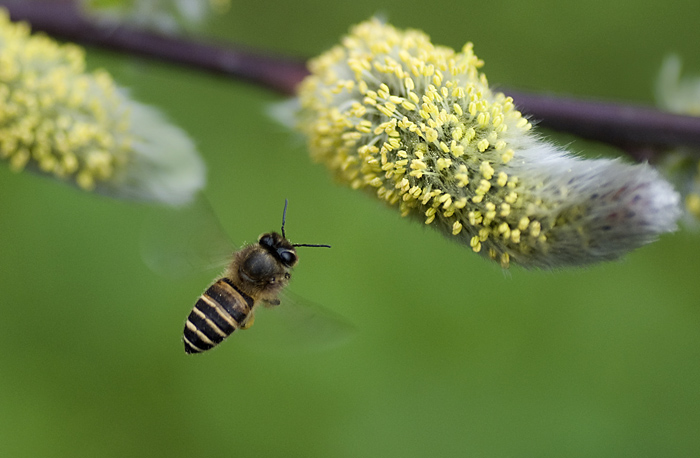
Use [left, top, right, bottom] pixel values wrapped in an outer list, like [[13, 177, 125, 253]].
[[267, 199, 332, 267], [258, 232, 298, 268]]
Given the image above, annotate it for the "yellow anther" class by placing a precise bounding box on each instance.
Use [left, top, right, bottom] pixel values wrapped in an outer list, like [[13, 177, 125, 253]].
[[500, 203, 511, 216], [476, 179, 491, 194], [501, 149, 514, 163], [518, 217, 530, 231], [377, 105, 395, 117], [480, 161, 494, 180], [478, 228, 490, 241], [470, 236, 481, 252], [505, 192, 518, 204], [500, 253, 510, 268], [363, 96, 377, 106], [437, 157, 452, 170], [404, 77, 415, 91], [456, 171, 469, 187], [510, 229, 521, 244], [687, 194, 700, 218], [410, 159, 427, 170], [453, 197, 468, 209], [464, 127, 476, 141], [441, 195, 452, 209]]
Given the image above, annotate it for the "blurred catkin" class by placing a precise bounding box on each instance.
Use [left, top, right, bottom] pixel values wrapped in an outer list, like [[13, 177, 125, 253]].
[[0, 8, 205, 205]]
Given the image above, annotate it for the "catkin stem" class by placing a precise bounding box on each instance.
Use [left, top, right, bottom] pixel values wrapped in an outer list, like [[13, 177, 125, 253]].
[[3, 0, 700, 156]]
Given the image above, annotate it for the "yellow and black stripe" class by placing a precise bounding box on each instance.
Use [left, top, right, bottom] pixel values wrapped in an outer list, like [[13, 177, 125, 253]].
[[183, 278, 255, 354]]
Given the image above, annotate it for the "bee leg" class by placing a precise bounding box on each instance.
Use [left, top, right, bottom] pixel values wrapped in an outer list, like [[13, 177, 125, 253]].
[[262, 298, 281, 308], [241, 312, 255, 330]]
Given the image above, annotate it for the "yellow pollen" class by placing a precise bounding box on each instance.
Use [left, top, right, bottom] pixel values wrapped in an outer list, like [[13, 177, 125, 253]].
[[518, 217, 530, 231], [477, 179, 491, 194], [510, 229, 521, 243], [501, 149, 514, 163], [437, 157, 452, 170], [505, 192, 518, 204], [480, 161, 495, 180], [686, 194, 700, 218], [500, 253, 510, 268], [470, 236, 481, 252], [478, 228, 490, 241], [500, 203, 511, 216]]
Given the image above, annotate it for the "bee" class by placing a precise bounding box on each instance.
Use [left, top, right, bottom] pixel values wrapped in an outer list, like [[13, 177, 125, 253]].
[[182, 200, 330, 354]]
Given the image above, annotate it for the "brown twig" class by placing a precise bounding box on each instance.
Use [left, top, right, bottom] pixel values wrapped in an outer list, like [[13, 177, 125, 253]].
[[2, 0, 309, 94], [3, 0, 700, 157]]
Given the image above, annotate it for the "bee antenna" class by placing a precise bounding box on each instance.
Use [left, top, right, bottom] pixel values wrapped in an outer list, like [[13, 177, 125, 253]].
[[293, 243, 332, 249], [282, 199, 331, 248], [281, 198, 289, 239]]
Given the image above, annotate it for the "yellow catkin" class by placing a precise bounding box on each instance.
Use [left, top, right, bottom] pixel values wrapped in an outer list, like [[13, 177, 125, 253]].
[[0, 8, 205, 205], [295, 17, 680, 268], [0, 10, 132, 189]]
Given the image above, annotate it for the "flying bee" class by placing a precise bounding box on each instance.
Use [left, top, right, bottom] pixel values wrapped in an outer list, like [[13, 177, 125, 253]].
[[182, 200, 331, 354]]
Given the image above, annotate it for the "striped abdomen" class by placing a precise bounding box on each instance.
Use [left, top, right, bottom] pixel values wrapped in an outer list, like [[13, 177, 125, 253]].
[[183, 278, 255, 354]]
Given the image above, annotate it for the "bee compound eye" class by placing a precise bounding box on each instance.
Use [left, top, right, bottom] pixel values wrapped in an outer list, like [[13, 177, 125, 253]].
[[259, 234, 273, 248], [279, 250, 297, 266]]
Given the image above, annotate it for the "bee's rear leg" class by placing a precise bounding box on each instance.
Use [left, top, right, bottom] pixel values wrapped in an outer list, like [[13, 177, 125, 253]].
[[262, 298, 281, 308], [241, 312, 255, 330]]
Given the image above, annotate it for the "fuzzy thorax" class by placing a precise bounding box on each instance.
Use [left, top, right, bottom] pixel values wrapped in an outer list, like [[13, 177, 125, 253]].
[[295, 18, 680, 268]]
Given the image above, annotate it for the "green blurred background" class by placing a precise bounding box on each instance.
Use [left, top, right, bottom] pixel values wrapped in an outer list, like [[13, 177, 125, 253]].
[[1, 1, 700, 456]]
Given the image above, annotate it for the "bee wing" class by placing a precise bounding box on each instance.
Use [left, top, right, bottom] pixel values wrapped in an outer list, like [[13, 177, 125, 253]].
[[240, 291, 355, 353], [140, 196, 234, 278]]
